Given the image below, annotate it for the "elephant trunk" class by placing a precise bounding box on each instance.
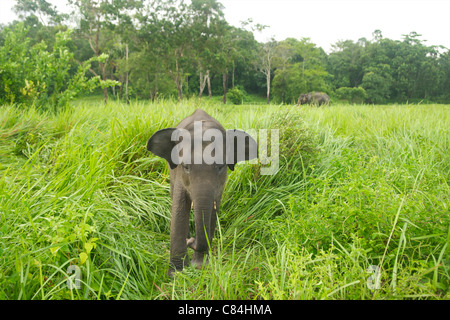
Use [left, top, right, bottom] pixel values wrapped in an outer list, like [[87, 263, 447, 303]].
[[188, 190, 217, 268], [191, 194, 214, 251]]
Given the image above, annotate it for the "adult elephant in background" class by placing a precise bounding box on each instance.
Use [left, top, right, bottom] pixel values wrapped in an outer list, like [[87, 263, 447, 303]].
[[298, 92, 330, 106], [147, 109, 257, 276]]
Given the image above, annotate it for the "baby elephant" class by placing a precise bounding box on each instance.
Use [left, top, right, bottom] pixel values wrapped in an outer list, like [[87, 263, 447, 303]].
[[298, 92, 330, 106], [147, 109, 257, 276]]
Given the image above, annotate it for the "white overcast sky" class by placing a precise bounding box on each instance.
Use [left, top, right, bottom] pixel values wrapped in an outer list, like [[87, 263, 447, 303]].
[[1, 0, 449, 52]]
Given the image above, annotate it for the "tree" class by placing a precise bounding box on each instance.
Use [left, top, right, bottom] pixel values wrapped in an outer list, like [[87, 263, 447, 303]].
[[271, 38, 330, 103], [69, 0, 110, 103], [271, 39, 295, 102], [151, 0, 194, 100], [229, 26, 259, 89], [216, 21, 237, 104], [113, 1, 142, 103], [190, 0, 226, 98], [69, 0, 138, 103], [257, 38, 277, 104], [437, 50, 450, 101], [361, 64, 393, 103], [335, 87, 367, 104], [14, 0, 68, 26], [0, 23, 117, 109], [190, 0, 224, 28], [132, 0, 176, 100], [328, 39, 365, 88], [4, 3, 450, 105], [272, 66, 305, 104]]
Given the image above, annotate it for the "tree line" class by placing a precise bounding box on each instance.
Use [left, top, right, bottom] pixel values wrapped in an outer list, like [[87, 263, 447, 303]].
[[1, 0, 449, 109]]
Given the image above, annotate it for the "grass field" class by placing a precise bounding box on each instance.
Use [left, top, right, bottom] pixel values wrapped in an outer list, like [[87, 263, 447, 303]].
[[0, 99, 449, 300]]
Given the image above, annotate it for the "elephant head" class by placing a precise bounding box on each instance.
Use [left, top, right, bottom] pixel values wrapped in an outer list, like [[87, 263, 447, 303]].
[[147, 109, 257, 275], [297, 93, 310, 105]]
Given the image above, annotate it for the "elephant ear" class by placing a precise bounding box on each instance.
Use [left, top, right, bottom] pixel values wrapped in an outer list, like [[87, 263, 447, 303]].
[[147, 128, 179, 169], [226, 129, 258, 171]]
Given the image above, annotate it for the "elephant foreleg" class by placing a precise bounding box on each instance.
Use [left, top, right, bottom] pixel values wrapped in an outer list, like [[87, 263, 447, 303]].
[[168, 182, 191, 276]]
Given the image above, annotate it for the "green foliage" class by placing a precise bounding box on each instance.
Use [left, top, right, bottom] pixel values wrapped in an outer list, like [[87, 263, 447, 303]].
[[2, 1, 449, 105], [335, 87, 368, 104], [0, 99, 449, 299], [361, 64, 393, 103], [0, 24, 118, 110], [328, 32, 450, 103], [14, 0, 68, 25], [226, 87, 245, 104], [272, 65, 305, 104], [272, 38, 331, 103], [328, 39, 365, 88]]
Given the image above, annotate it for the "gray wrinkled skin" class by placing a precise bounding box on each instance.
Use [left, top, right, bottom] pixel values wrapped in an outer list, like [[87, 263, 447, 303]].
[[298, 92, 330, 106], [147, 109, 257, 276]]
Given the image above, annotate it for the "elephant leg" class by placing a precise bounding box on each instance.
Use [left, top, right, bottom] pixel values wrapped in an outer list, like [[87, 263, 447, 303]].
[[168, 182, 191, 276]]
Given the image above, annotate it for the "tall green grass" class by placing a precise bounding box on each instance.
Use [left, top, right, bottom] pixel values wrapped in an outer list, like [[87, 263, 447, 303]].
[[0, 100, 448, 299]]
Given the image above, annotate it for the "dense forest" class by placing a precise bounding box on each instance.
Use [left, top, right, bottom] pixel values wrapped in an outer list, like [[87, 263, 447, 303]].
[[1, 0, 449, 109]]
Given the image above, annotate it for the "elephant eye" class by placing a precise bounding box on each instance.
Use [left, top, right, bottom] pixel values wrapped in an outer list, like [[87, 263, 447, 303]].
[[181, 164, 190, 173], [215, 163, 226, 172]]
